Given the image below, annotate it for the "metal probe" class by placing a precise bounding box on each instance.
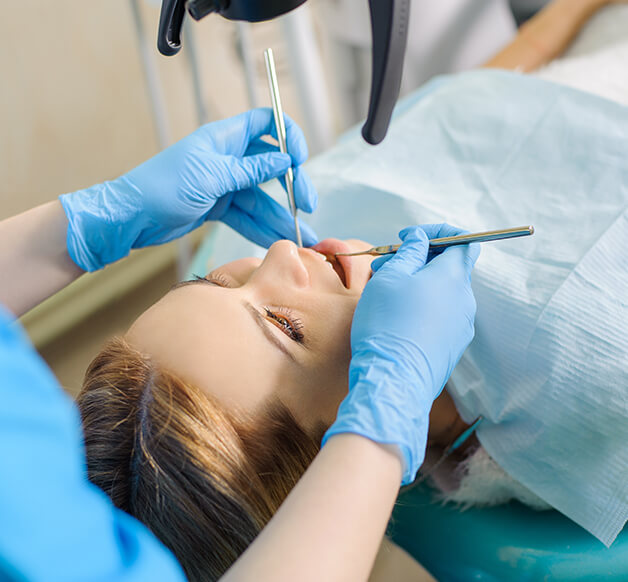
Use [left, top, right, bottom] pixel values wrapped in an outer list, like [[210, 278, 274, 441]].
[[264, 48, 303, 248], [334, 226, 535, 257]]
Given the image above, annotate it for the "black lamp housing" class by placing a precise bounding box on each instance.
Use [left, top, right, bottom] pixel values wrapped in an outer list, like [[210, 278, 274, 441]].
[[157, 0, 410, 145]]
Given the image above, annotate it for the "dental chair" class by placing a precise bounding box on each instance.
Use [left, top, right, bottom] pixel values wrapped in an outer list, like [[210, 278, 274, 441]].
[[389, 484, 628, 581]]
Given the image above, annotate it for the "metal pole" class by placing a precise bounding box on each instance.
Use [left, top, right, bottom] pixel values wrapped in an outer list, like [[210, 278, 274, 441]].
[[183, 18, 209, 125], [130, 0, 192, 280], [280, 6, 335, 153], [236, 22, 261, 108]]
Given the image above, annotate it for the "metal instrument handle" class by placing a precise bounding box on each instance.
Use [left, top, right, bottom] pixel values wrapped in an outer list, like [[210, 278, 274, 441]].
[[264, 48, 303, 247], [372, 226, 534, 254], [336, 226, 535, 256]]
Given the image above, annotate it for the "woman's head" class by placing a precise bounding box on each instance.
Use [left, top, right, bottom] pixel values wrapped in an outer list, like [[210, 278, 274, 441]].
[[78, 238, 377, 580], [125, 238, 376, 431], [79, 238, 465, 580], [79, 337, 324, 581]]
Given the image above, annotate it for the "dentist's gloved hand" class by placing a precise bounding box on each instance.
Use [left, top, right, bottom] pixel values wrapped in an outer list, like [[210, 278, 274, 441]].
[[60, 108, 318, 272], [323, 224, 480, 485]]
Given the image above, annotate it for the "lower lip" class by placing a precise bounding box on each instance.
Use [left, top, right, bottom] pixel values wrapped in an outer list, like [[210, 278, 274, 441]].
[[311, 239, 351, 288]]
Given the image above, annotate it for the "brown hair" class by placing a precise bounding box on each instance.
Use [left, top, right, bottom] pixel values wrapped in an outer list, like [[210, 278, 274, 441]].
[[77, 337, 325, 582]]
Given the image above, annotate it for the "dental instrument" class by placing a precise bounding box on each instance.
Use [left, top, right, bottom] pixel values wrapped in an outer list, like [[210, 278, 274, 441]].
[[264, 48, 303, 248], [334, 226, 534, 257], [413, 416, 484, 486]]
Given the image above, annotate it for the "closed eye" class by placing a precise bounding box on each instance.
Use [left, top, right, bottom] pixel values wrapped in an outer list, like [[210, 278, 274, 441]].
[[202, 273, 231, 288], [264, 307, 305, 343], [169, 272, 232, 292], [168, 274, 303, 361]]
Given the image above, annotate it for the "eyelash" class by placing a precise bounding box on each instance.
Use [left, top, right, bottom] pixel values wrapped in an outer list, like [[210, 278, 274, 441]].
[[195, 273, 231, 288], [194, 274, 305, 344], [263, 306, 305, 344]]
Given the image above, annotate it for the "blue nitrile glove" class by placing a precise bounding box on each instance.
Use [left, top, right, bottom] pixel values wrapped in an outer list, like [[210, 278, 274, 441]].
[[322, 224, 480, 485], [60, 108, 318, 272]]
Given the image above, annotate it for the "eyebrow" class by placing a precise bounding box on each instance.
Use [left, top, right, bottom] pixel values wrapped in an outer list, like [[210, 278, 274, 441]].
[[170, 276, 297, 363], [169, 276, 221, 292]]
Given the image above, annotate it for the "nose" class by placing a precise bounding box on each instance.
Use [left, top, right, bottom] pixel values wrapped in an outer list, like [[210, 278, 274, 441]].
[[255, 240, 310, 288]]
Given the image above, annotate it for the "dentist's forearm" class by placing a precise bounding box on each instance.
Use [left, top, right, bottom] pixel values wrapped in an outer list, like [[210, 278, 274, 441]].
[[221, 434, 403, 582], [0, 201, 83, 316], [484, 0, 610, 72]]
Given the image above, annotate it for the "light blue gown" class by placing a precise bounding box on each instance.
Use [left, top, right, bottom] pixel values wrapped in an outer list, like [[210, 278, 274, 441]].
[[0, 306, 185, 580]]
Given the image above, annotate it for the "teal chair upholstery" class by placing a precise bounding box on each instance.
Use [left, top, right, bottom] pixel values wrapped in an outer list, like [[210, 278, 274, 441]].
[[389, 484, 628, 581]]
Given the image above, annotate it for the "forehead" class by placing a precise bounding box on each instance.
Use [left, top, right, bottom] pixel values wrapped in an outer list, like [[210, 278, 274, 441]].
[[126, 284, 294, 414]]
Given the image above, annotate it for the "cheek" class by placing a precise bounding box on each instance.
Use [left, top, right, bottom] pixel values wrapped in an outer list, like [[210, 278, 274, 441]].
[[309, 296, 357, 373], [291, 296, 358, 429]]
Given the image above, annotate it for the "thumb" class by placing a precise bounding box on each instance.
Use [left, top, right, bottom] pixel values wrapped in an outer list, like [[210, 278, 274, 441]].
[[228, 152, 291, 191], [376, 226, 430, 277]]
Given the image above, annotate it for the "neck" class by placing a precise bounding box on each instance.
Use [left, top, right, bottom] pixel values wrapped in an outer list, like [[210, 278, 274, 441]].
[[428, 387, 469, 448]]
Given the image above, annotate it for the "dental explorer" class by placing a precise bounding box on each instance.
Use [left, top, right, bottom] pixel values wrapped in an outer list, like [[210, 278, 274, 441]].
[[264, 48, 303, 248], [334, 226, 534, 257]]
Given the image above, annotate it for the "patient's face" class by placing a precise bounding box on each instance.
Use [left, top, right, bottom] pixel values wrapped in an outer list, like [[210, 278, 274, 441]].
[[127, 239, 375, 431]]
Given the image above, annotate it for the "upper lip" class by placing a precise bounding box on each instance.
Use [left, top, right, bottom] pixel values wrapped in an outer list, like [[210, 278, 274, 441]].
[[310, 239, 352, 289]]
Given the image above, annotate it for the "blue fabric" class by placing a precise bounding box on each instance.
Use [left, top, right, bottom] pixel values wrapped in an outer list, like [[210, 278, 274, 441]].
[[0, 306, 185, 582]]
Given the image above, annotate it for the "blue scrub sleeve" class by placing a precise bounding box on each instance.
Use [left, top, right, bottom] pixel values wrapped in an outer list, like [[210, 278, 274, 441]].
[[0, 306, 186, 582]]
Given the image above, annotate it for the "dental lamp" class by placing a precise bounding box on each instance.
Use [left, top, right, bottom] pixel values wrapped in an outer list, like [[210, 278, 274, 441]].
[[156, 0, 410, 144]]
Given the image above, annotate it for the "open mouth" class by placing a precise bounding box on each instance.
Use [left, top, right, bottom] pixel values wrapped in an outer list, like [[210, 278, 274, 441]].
[[311, 239, 352, 288]]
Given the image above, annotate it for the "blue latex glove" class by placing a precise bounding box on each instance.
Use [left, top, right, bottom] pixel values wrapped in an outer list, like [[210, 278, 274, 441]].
[[60, 108, 318, 272], [0, 306, 185, 581], [322, 224, 480, 485]]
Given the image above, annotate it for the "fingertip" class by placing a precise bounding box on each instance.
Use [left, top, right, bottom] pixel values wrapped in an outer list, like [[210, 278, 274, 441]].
[[437, 243, 479, 278], [283, 113, 309, 165], [378, 231, 430, 276], [293, 167, 318, 213], [371, 254, 392, 272], [399, 225, 428, 245], [441, 240, 480, 265], [415, 223, 467, 241], [398, 226, 415, 240], [467, 242, 481, 268], [289, 141, 308, 167], [416, 222, 446, 240]]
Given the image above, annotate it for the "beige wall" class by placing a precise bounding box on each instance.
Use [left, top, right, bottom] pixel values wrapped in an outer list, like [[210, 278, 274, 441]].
[[1, 1, 306, 219], [5, 1, 313, 352]]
